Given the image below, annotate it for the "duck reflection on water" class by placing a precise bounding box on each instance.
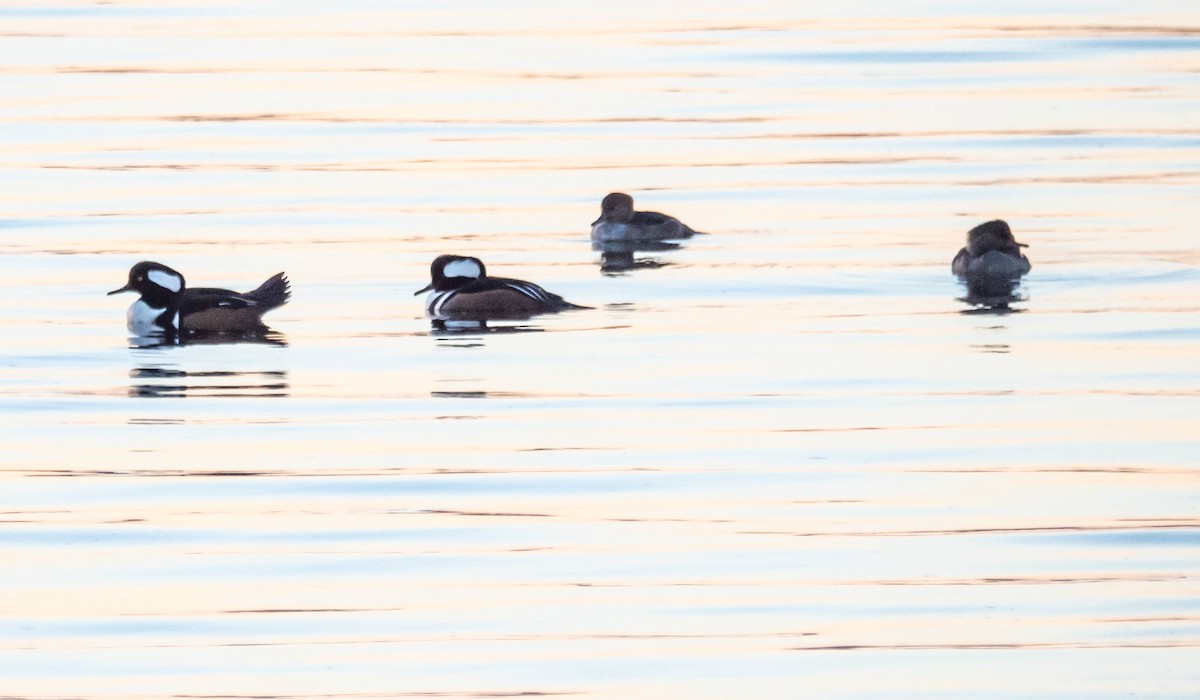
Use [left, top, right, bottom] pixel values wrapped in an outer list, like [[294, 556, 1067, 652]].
[[129, 366, 289, 399], [958, 278, 1029, 312], [593, 239, 681, 274], [127, 331, 289, 398], [429, 317, 545, 338], [128, 328, 288, 349]]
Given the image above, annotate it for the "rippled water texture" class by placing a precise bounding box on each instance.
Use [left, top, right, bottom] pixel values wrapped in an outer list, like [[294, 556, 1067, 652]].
[[1, 2, 1199, 698]]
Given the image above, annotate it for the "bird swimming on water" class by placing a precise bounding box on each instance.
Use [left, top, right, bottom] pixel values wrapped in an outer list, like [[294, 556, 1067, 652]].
[[108, 261, 290, 336], [951, 219, 1031, 280], [416, 254, 588, 320], [590, 192, 698, 242]]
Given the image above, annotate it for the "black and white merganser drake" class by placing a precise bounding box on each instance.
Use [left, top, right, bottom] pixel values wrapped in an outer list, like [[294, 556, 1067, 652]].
[[415, 255, 588, 320], [108, 261, 290, 336]]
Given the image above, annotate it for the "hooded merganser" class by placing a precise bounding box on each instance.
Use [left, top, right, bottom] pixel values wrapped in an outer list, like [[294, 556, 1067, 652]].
[[591, 192, 698, 242], [108, 261, 291, 336], [415, 255, 588, 320], [951, 220, 1032, 280]]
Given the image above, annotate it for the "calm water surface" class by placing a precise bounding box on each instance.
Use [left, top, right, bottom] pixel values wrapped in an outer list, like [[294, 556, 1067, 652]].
[[1, 2, 1199, 698]]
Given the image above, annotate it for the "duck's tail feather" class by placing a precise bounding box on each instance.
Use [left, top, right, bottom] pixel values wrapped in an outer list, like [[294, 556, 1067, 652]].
[[245, 272, 291, 311]]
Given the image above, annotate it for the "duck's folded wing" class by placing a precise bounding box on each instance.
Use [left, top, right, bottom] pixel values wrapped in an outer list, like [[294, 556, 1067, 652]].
[[630, 211, 672, 226], [179, 288, 258, 314], [456, 277, 539, 301], [631, 210, 695, 237]]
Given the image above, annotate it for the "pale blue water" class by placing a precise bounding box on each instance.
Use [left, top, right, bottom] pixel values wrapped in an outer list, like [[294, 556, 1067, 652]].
[[1, 2, 1198, 698]]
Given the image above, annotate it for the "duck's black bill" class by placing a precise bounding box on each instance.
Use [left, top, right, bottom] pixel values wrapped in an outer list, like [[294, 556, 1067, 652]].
[[107, 284, 134, 295], [413, 283, 434, 295]]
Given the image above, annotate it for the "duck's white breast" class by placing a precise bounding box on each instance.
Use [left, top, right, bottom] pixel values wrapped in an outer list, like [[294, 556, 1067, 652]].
[[425, 290, 454, 316], [127, 299, 168, 335], [591, 222, 632, 241]]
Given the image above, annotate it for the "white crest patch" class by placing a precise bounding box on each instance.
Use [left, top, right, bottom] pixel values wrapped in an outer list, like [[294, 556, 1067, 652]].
[[443, 258, 482, 279], [147, 268, 182, 292]]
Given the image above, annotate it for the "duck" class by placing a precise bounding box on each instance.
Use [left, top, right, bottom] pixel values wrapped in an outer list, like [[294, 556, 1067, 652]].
[[108, 261, 290, 336], [415, 255, 588, 320], [591, 192, 697, 242], [951, 220, 1031, 280]]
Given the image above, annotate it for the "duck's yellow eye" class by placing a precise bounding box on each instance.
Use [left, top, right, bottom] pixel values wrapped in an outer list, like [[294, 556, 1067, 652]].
[[137, 275, 143, 281]]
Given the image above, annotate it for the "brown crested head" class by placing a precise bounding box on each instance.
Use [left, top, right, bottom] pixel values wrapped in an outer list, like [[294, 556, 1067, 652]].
[[596, 192, 636, 224], [966, 220, 1027, 256]]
